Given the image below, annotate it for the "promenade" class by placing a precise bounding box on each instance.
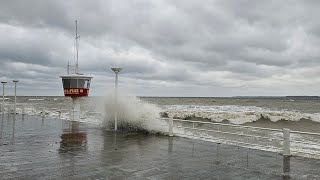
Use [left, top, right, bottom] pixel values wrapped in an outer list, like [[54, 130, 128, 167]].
[[0, 114, 319, 179]]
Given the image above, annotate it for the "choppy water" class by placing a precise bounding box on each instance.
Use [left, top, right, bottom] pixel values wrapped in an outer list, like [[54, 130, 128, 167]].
[[2, 95, 320, 158], [2, 96, 320, 131]]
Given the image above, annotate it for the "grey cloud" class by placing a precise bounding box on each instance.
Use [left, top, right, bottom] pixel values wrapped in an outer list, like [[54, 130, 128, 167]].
[[1, 0, 320, 96], [0, 1, 72, 30]]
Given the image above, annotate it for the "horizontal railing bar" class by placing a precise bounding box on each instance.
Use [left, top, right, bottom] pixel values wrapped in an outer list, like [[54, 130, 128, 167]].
[[151, 124, 169, 127], [170, 118, 283, 132], [174, 132, 282, 152], [291, 150, 320, 156], [175, 125, 283, 141], [86, 111, 102, 114], [291, 140, 320, 146], [159, 118, 170, 120], [290, 130, 320, 136], [161, 118, 320, 137]]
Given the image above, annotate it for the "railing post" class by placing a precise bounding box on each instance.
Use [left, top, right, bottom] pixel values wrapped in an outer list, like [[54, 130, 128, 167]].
[[70, 109, 73, 120], [169, 118, 173, 137], [192, 122, 195, 137], [59, 108, 61, 119], [283, 128, 290, 156], [42, 107, 45, 118]]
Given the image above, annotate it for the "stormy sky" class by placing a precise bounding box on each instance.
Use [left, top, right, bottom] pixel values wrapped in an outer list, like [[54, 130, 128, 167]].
[[1, 0, 320, 96]]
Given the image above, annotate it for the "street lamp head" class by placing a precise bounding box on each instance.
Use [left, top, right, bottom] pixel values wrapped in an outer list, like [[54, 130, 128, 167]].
[[1, 81, 7, 85], [12, 80, 19, 83], [111, 68, 123, 74]]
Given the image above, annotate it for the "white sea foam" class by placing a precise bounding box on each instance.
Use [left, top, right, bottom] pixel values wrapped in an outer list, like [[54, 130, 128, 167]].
[[102, 93, 166, 132], [163, 105, 320, 124], [28, 98, 44, 101], [10, 101, 320, 126]]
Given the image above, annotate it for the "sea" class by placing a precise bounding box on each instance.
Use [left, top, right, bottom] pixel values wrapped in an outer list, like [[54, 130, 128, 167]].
[[2, 95, 320, 158]]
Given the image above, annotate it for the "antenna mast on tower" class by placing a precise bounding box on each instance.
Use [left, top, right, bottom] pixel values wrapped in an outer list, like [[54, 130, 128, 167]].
[[60, 20, 93, 120], [75, 20, 80, 74], [67, 61, 70, 75]]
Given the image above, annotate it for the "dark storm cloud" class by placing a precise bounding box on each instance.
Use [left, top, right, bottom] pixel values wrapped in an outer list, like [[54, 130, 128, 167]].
[[1, 0, 320, 96]]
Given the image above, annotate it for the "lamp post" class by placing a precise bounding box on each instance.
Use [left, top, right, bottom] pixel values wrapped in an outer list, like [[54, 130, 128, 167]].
[[1, 81, 7, 113], [12, 80, 19, 115], [111, 68, 122, 131]]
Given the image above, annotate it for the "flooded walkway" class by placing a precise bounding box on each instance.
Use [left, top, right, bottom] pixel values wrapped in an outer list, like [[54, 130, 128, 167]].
[[0, 115, 319, 179]]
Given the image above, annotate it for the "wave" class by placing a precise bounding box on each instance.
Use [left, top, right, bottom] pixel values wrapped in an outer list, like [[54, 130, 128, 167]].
[[11, 93, 166, 133], [28, 98, 44, 101], [162, 105, 320, 124], [12, 102, 320, 127], [102, 93, 165, 132]]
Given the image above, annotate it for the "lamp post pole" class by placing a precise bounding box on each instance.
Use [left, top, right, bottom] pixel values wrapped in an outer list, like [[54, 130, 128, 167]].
[[111, 68, 122, 131], [1, 81, 7, 113], [12, 80, 19, 115]]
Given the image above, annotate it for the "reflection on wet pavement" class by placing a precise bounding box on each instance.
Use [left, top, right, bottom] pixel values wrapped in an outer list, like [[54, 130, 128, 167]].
[[59, 121, 87, 153], [283, 156, 291, 180], [0, 114, 319, 179]]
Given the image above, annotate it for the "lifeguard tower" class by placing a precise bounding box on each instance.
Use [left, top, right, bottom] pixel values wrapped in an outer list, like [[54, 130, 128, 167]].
[[60, 21, 92, 120]]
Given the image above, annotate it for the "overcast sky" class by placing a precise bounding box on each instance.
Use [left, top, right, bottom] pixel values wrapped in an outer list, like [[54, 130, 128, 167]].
[[1, 0, 320, 97]]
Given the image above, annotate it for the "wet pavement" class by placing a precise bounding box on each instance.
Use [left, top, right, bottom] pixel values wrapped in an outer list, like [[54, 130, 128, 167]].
[[0, 114, 320, 180]]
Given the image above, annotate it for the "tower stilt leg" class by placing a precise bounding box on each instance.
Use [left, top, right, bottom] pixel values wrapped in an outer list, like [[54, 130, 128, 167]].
[[72, 97, 81, 120]]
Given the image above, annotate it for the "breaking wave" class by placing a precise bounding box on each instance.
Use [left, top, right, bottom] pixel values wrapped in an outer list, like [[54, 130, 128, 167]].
[[162, 105, 320, 124], [101, 93, 167, 133], [7, 94, 167, 133], [8, 99, 320, 126]]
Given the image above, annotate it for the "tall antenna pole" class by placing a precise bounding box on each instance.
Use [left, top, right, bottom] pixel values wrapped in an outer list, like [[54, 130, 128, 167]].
[[75, 20, 80, 74], [67, 61, 70, 75]]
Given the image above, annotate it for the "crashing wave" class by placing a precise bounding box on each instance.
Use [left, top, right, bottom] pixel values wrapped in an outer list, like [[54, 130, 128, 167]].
[[28, 98, 45, 101], [162, 105, 320, 124], [102, 94, 165, 133]]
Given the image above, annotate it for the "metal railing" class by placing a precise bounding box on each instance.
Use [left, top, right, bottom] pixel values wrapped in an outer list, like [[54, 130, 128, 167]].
[[15, 104, 103, 124], [159, 118, 320, 158], [1, 103, 95, 120]]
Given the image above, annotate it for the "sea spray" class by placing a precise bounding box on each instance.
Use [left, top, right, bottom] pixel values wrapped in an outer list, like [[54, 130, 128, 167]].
[[102, 92, 167, 133]]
